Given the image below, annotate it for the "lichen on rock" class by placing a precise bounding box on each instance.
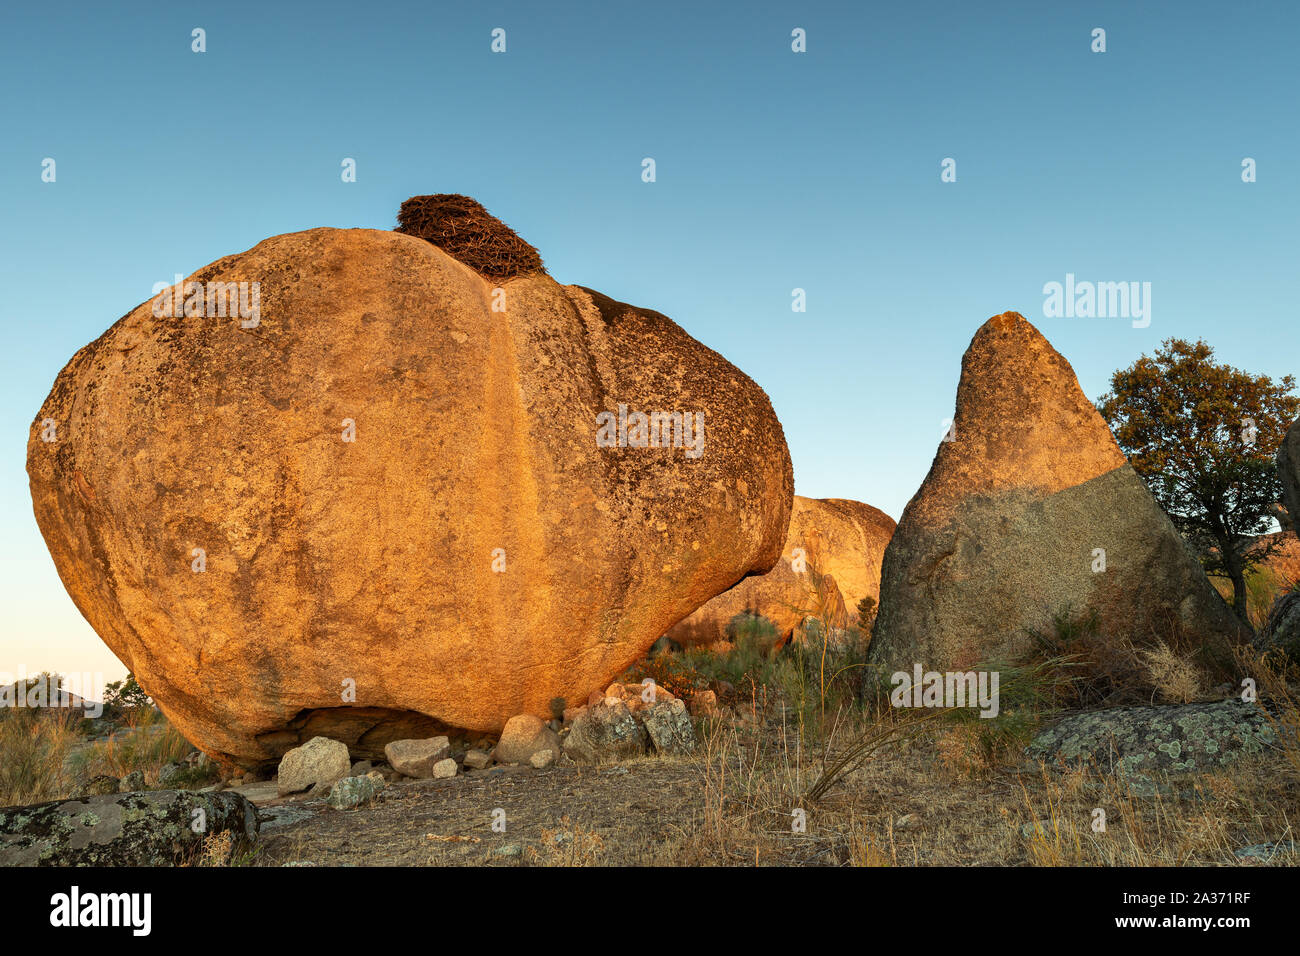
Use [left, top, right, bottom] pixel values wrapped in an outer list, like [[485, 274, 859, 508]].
[[1026, 700, 1277, 776]]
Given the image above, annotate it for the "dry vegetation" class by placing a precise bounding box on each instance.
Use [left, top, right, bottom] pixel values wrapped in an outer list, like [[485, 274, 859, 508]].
[[8, 586, 1299, 868], [0, 701, 198, 807]]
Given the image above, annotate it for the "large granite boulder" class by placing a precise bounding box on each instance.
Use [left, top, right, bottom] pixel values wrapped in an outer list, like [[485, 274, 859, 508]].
[[665, 495, 892, 649], [868, 312, 1244, 674], [0, 790, 258, 866], [26, 207, 793, 768]]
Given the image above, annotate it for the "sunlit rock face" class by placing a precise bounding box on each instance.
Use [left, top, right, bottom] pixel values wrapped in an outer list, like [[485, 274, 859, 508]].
[[27, 223, 792, 766], [868, 312, 1243, 675]]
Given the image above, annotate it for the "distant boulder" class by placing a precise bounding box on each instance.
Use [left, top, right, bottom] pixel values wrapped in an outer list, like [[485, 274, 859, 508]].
[[665, 495, 892, 650], [868, 312, 1244, 675]]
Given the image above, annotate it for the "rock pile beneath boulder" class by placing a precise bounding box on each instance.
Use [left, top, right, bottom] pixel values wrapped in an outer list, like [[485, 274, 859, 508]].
[[493, 714, 561, 766]]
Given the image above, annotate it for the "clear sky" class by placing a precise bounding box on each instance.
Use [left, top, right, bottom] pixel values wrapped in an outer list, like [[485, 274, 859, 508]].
[[2, 1, 1296, 684]]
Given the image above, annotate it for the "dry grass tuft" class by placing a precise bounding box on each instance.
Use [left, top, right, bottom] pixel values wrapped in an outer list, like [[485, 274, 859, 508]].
[[1140, 640, 1206, 704]]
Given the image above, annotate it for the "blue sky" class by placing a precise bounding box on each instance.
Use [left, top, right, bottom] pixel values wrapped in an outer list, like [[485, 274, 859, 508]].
[[2, 1, 1296, 682]]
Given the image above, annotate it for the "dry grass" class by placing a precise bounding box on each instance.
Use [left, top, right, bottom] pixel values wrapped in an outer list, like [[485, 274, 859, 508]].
[[673, 699, 1300, 866], [1140, 640, 1206, 704], [0, 708, 81, 806], [67, 706, 192, 785], [0, 705, 195, 807]]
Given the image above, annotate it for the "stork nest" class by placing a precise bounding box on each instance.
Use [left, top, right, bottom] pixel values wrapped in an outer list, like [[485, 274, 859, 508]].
[[395, 194, 545, 279]]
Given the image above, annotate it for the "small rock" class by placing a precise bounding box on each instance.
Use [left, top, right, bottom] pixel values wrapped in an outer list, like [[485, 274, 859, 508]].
[[495, 714, 562, 766], [896, 813, 918, 830], [432, 758, 458, 779], [78, 774, 120, 797], [689, 689, 718, 718], [1235, 841, 1298, 864], [462, 749, 492, 770], [327, 771, 387, 810], [493, 843, 523, 858], [156, 762, 183, 787], [564, 701, 648, 764], [529, 749, 556, 769], [118, 770, 146, 793], [350, 760, 374, 776], [384, 737, 451, 779], [277, 736, 352, 796], [641, 699, 696, 756]]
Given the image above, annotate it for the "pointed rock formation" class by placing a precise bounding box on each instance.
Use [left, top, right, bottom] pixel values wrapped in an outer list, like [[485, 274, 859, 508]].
[[867, 312, 1243, 675], [665, 495, 894, 649], [27, 218, 792, 768]]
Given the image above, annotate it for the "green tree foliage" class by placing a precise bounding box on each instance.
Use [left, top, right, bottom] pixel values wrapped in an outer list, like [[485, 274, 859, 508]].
[[1098, 338, 1299, 625], [103, 672, 151, 710]]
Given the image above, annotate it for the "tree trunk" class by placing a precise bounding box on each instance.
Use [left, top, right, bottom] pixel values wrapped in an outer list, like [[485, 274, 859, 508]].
[[1222, 542, 1251, 626]]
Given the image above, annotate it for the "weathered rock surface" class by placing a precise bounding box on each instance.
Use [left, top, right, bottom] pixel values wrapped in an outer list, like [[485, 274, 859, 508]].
[[276, 736, 351, 796], [326, 771, 386, 810], [462, 748, 492, 770], [384, 737, 451, 779], [77, 774, 119, 797], [1026, 701, 1276, 775], [494, 714, 562, 766], [667, 495, 891, 649], [562, 700, 648, 764], [868, 312, 1244, 674], [0, 790, 258, 866], [528, 750, 556, 769], [641, 699, 696, 756], [26, 220, 793, 768]]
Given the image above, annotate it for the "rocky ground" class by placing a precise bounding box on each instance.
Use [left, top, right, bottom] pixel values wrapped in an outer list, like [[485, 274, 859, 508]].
[[5, 669, 1300, 867]]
